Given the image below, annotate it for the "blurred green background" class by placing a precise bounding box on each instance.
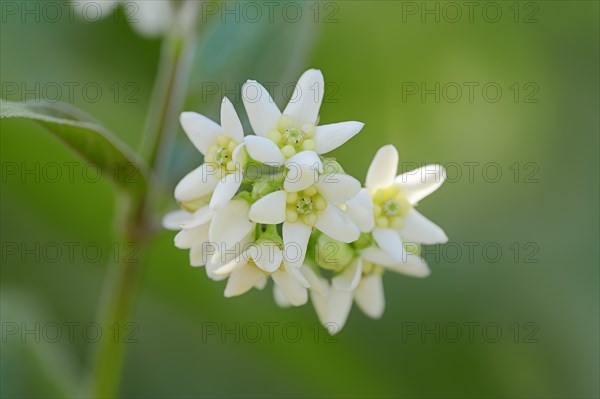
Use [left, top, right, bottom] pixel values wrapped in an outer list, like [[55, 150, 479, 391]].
[[1, 1, 598, 398]]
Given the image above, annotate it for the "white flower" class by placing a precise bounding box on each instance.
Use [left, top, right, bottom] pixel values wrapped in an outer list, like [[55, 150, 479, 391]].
[[212, 238, 310, 306], [241, 69, 364, 167], [162, 199, 255, 280], [247, 173, 361, 270], [73, 0, 175, 37], [306, 144, 449, 333], [359, 144, 448, 263], [175, 97, 247, 212]]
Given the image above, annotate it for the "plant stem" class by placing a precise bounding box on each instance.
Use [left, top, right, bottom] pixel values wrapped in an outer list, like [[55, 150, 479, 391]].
[[87, 5, 200, 397]]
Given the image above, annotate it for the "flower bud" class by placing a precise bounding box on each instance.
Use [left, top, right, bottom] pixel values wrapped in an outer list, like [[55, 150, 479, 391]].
[[251, 179, 280, 200], [315, 234, 354, 272]]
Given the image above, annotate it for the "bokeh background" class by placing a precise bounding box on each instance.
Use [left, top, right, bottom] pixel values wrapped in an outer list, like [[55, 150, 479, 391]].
[[1, 1, 598, 398]]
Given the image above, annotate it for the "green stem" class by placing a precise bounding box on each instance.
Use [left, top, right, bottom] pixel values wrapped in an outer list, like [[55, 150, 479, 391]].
[[86, 6, 200, 397]]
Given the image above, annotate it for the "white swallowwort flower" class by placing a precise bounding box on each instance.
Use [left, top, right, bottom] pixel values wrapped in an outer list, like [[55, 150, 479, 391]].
[[304, 145, 448, 333], [72, 0, 175, 37], [211, 234, 311, 306], [247, 168, 362, 271], [241, 69, 364, 175], [175, 97, 247, 212], [162, 199, 256, 281]]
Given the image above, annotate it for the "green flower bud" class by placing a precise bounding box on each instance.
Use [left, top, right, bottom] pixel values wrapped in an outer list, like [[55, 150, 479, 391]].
[[251, 178, 280, 200], [321, 157, 345, 175], [315, 234, 354, 272]]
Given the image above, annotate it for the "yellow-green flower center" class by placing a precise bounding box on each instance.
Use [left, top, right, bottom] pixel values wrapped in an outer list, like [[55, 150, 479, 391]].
[[205, 134, 240, 176], [268, 115, 316, 158], [361, 260, 385, 276], [371, 186, 411, 229], [285, 185, 327, 226]]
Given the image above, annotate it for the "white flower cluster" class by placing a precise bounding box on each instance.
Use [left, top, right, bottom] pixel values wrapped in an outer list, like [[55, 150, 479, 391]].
[[164, 69, 448, 333]]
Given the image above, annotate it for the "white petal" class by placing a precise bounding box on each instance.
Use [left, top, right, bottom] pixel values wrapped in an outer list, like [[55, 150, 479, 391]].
[[345, 189, 375, 233], [224, 265, 265, 297], [315, 173, 361, 204], [209, 199, 254, 250], [254, 276, 268, 290], [248, 190, 286, 224], [190, 245, 211, 268], [324, 288, 353, 334], [180, 206, 214, 229], [372, 228, 407, 263], [272, 270, 308, 306], [283, 69, 323, 125], [315, 205, 360, 243], [273, 285, 292, 308], [174, 223, 209, 249], [214, 253, 249, 275], [395, 164, 446, 204], [385, 254, 431, 278], [244, 135, 284, 166], [354, 274, 385, 319], [174, 163, 219, 202], [302, 265, 326, 295], [250, 242, 283, 273], [284, 261, 310, 288], [179, 112, 222, 155], [282, 222, 312, 269], [220, 97, 244, 142], [399, 208, 448, 244], [360, 247, 401, 268], [209, 173, 242, 211], [284, 151, 323, 192], [313, 121, 364, 154], [162, 210, 192, 230], [332, 258, 363, 291], [366, 145, 398, 190], [232, 143, 247, 165], [242, 80, 281, 137]]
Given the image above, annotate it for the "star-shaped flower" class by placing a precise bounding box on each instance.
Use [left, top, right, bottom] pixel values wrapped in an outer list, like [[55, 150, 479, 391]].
[[175, 97, 247, 212]]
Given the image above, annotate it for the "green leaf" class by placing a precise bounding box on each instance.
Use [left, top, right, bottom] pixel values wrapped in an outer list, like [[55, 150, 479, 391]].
[[1, 100, 148, 202]]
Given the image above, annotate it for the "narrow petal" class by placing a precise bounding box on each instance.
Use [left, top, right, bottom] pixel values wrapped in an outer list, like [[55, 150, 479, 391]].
[[385, 254, 431, 278], [180, 206, 214, 229], [174, 163, 219, 203], [242, 80, 281, 137], [214, 257, 249, 276], [162, 210, 192, 230], [372, 228, 407, 262], [366, 145, 398, 190], [251, 242, 283, 273], [254, 276, 268, 290], [284, 151, 323, 192], [282, 221, 312, 269], [324, 288, 353, 334], [283, 69, 323, 125], [249, 190, 287, 224], [315, 205, 360, 243], [179, 112, 222, 155], [220, 97, 244, 142], [354, 274, 385, 319], [399, 208, 448, 244], [302, 265, 326, 295], [360, 247, 401, 268], [209, 199, 254, 250], [284, 262, 310, 287], [332, 258, 363, 291], [345, 189, 375, 233], [224, 265, 265, 297], [314, 121, 364, 154], [316, 173, 361, 204], [272, 270, 308, 306], [174, 223, 209, 249], [190, 244, 212, 268], [274, 285, 292, 308], [395, 164, 446, 204], [311, 288, 330, 327], [209, 173, 242, 211], [244, 135, 284, 166]]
